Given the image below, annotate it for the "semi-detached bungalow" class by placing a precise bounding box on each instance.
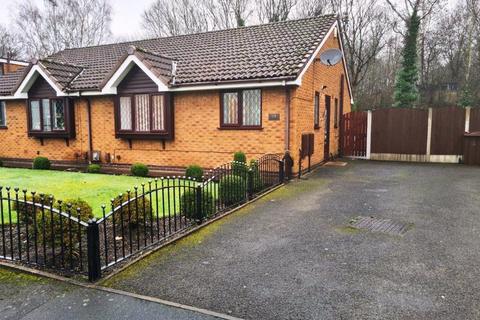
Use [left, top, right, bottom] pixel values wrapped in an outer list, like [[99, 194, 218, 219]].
[[0, 15, 352, 174]]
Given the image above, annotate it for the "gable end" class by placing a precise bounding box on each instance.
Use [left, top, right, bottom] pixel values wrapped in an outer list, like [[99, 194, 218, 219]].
[[118, 65, 158, 94], [29, 75, 56, 98]]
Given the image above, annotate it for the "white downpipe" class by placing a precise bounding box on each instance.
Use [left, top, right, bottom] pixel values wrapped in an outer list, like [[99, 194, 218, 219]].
[[366, 110, 372, 160]]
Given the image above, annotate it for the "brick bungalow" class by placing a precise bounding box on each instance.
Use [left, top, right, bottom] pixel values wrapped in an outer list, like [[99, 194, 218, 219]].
[[0, 15, 352, 173]]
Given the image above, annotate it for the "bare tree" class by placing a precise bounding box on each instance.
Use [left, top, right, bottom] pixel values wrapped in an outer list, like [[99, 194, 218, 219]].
[[385, 0, 442, 23], [14, 0, 112, 58], [203, 0, 252, 29], [0, 25, 20, 59], [294, 0, 332, 17], [331, 0, 390, 91], [143, 0, 214, 37], [258, 0, 298, 22]]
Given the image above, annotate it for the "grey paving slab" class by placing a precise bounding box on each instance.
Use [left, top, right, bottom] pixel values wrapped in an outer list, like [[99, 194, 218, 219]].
[[0, 267, 221, 320], [104, 161, 480, 320]]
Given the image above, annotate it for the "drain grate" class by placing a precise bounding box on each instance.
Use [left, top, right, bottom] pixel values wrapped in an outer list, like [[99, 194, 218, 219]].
[[349, 216, 412, 236]]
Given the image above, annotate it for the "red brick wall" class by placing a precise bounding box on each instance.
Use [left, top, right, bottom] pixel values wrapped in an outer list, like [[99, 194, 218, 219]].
[[0, 89, 286, 168], [90, 89, 286, 168], [0, 100, 89, 161], [2, 63, 23, 74], [290, 29, 352, 170]]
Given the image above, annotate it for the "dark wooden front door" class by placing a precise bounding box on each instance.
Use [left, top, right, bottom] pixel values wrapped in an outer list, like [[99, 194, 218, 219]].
[[324, 95, 331, 160]]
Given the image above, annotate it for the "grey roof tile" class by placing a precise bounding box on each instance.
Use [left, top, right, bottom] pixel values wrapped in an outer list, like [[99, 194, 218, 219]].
[[0, 67, 27, 96], [1, 15, 337, 94]]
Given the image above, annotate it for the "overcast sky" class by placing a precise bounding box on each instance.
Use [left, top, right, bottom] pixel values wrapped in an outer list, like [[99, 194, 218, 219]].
[[0, 0, 458, 42], [0, 0, 153, 40]]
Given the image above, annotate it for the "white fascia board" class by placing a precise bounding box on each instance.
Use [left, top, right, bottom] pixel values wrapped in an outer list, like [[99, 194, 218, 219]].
[[101, 55, 169, 94], [292, 22, 338, 87], [170, 80, 293, 92], [0, 94, 28, 100], [14, 65, 69, 97], [80, 79, 294, 96], [0, 58, 29, 66]]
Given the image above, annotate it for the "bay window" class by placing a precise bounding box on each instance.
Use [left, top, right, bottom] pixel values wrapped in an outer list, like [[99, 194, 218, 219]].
[[28, 98, 74, 138], [220, 89, 262, 129], [115, 93, 171, 140], [0, 101, 6, 128]]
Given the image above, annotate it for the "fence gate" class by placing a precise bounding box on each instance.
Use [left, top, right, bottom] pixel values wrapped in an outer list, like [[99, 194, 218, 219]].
[[341, 111, 367, 157]]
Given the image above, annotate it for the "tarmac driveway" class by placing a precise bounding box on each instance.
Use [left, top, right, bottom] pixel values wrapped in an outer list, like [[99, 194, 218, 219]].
[[103, 161, 480, 320]]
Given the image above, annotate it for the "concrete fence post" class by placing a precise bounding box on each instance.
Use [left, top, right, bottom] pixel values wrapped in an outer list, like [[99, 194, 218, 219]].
[[426, 108, 433, 162], [465, 107, 471, 133], [366, 110, 372, 160]]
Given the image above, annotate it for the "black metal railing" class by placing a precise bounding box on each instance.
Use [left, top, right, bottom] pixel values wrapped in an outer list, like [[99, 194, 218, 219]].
[[0, 154, 285, 281], [0, 187, 89, 275]]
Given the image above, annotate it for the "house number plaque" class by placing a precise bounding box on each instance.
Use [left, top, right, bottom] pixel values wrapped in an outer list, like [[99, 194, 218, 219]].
[[269, 113, 280, 121]]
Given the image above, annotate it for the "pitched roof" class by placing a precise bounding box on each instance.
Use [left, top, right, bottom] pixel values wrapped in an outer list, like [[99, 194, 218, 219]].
[[1, 15, 339, 95], [0, 67, 27, 96], [39, 60, 84, 90]]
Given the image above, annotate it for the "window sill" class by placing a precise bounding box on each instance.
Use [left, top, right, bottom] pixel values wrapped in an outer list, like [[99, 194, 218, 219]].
[[0, 126, 7, 130], [314, 126, 320, 130], [218, 126, 263, 131], [116, 132, 173, 140], [28, 131, 73, 139]]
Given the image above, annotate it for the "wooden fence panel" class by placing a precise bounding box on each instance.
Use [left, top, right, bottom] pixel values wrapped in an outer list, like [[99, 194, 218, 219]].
[[464, 134, 480, 165], [341, 112, 367, 157], [470, 108, 480, 132], [431, 107, 465, 155], [371, 108, 428, 155]]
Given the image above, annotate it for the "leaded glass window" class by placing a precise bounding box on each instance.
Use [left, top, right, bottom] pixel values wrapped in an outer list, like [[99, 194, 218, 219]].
[[221, 89, 261, 128]]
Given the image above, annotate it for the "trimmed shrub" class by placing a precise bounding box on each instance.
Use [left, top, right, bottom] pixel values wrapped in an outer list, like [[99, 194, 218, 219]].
[[185, 165, 203, 182], [111, 193, 152, 228], [37, 198, 93, 255], [33, 157, 51, 170], [87, 164, 101, 173], [233, 151, 247, 163], [232, 161, 248, 177], [13, 193, 55, 225], [218, 174, 246, 206], [232, 151, 248, 176], [131, 163, 149, 177], [179, 189, 215, 220], [249, 160, 264, 192]]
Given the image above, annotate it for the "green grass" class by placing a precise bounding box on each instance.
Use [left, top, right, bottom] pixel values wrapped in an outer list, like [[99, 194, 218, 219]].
[[0, 167, 199, 220]]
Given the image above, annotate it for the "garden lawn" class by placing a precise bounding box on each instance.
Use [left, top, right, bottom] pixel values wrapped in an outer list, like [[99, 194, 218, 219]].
[[0, 167, 196, 219]]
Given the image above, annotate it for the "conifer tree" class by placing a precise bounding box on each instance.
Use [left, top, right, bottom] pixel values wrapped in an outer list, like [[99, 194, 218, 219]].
[[393, 9, 421, 108]]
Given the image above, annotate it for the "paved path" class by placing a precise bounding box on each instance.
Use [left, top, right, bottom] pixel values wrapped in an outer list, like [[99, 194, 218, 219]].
[[0, 266, 225, 320], [104, 161, 480, 319]]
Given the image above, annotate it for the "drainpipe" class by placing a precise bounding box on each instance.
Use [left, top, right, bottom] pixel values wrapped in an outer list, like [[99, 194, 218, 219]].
[[85, 96, 93, 163], [284, 85, 291, 151]]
